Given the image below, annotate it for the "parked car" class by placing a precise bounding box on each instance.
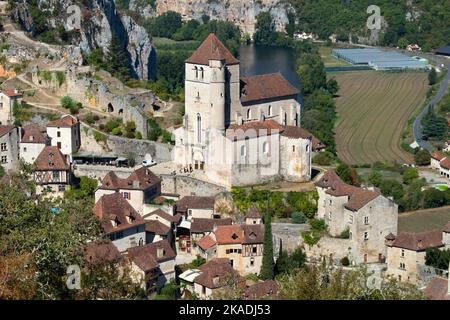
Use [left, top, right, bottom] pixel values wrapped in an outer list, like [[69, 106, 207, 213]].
[[142, 159, 157, 167]]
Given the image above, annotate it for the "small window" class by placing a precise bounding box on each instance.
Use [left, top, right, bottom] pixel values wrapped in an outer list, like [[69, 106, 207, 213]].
[[328, 212, 332, 220], [349, 215, 353, 224], [263, 142, 269, 154], [364, 216, 369, 225], [268, 105, 272, 116], [1, 143, 6, 151], [240, 145, 246, 157], [252, 246, 257, 254], [401, 249, 405, 257], [364, 232, 369, 241], [292, 145, 296, 153], [57, 131, 61, 138], [1, 155, 6, 163], [306, 145, 309, 152], [52, 171, 59, 180], [123, 192, 130, 200], [250, 258, 255, 266], [247, 109, 251, 120]]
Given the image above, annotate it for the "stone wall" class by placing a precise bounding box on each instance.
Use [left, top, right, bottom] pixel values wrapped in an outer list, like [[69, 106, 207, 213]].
[[160, 174, 227, 197], [80, 126, 172, 163]]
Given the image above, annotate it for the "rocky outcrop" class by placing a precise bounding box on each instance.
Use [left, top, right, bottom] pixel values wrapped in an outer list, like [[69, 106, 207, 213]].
[[154, 0, 291, 35], [11, 0, 156, 80]]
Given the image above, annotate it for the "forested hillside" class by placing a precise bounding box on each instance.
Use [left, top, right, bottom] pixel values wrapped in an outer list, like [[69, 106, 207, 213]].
[[287, 0, 450, 50]]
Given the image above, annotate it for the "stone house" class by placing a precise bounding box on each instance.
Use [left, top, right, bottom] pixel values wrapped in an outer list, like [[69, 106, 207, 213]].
[[242, 280, 279, 300], [424, 271, 450, 300], [20, 124, 50, 164], [0, 125, 19, 172], [175, 196, 216, 220], [315, 170, 398, 264], [245, 204, 262, 225], [192, 258, 244, 299], [386, 228, 450, 284], [95, 167, 162, 215], [0, 88, 22, 125], [142, 209, 180, 244], [46, 115, 81, 159], [33, 146, 70, 196], [196, 235, 218, 260], [82, 240, 122, 267], [93, 192, 146, 252], [431, 151, 446, 170], [127, 239, 176, 292], [173, 33, 321, 188], [214, 223, 264, 275]]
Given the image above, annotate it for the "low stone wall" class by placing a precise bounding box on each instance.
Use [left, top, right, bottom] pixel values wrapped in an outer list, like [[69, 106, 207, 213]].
[[272, 223, 310, 255], [304, 236, 353, 265], [160, 174, 227, 197]]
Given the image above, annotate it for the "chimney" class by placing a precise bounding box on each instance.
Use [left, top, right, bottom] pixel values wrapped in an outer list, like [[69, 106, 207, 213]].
[[133, 180, 140, 188], [417, 240, 423, 250], [156, 247, 164, 259], [213, 276, 219, 286]]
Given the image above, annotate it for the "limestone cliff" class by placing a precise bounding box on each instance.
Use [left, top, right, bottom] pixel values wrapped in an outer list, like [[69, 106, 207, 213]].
[[133, 0, 290, 35], [11, 0, 156, 80]]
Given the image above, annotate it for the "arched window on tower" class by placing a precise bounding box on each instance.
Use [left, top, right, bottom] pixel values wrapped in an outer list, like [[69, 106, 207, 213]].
[[284, 112, 287, 125], [194, 66, 198, 78], [200, 67, 204, 79], [268, 105, 272, 116], [197, 113, 201, 143], [263, 141, 269, 155], [247, 109, 251, 120]]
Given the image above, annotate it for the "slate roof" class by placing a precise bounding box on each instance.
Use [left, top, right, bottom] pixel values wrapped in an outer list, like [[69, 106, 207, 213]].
[[240, 73, 299, 104], [246, 204, 261, 219], [33, 146, 69, 171], [99, 167, 161, 191], [186, 33, 239, 66], [93, 192, 145, 235]]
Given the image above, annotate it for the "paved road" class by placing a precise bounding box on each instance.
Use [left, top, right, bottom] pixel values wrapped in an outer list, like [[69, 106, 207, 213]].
[[412, 55, 450, 152]]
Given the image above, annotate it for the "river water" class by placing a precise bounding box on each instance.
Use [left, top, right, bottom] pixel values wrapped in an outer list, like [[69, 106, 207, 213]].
[[238, 44, 301, 89]]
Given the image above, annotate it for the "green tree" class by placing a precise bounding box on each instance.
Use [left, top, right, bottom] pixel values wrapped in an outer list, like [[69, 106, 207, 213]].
[[414, 149, 431, 166], [423, 188, 447, 208], [402, 168, 419, 185], [260, 212, 274, 280], [368, 170, 383, 187], [326, 78, 339, 96], [254, 12, 274, 45], [145, 11, 183, 39], [105, 34, 131, 80], [336, 163, 359, 186], [379, 179, 404, 202], [397, 37, 408, 49], [429, 68, 437, 86]]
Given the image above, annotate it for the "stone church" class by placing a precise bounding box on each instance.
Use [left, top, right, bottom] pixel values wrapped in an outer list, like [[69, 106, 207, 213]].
[[173, 33, 322, 188]]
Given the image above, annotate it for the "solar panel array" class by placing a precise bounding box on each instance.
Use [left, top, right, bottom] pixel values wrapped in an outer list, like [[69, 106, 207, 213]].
[[332, 48, 428, 70]]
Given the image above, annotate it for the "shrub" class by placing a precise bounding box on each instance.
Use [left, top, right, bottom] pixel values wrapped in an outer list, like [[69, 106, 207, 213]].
[[313, 152, 333, 165], [162, 130, 173, 143], [337, 227, 350, 239], [112, 127, 122, 136], [93, 131, 107, 143], [291, 212, 307, 224], [104, 118, 123, 133], [134, 131, 142, 139]]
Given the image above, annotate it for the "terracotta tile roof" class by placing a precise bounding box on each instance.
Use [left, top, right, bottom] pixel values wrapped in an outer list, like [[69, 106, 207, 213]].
[[215, 225, 244, 245], [240, 73, 299, 104], [33, 146, 70, 171], [315, 170, 344, 189], [93, 192, 145, 235], [242, 224, 264, 244], [226, 120, 284, 140], [385, 232, 396, 241], [0, 125, 15, 138], [47, 115, 79, 127], [195, 258, 242, 289], [145, 220, 171, 235], [21, 124, 49, 144], [281, 126, 325, 150], [143, 209, 180, 223], [431, 151, 446, 161], [441, 158, 450, 170], [1, 88, 21, 98], [99, 167, 161, 191], [127, 239, 175, 272], [176, 196, 215, 212], [243, 280, 279, 300], [391, 230, 443, 251], [246, 204, 261, 219], [197, 235, 217, 251], [342, 187, 380, 211], [190, 218, 233, 233], [424, 277, 450, 300], [185, 33, 239, 66], [82, 240, 121, 266]]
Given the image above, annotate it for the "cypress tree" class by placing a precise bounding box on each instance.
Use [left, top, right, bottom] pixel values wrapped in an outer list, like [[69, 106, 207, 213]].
[[260, 212, 274, 280], [105, 33, 131, 80]]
